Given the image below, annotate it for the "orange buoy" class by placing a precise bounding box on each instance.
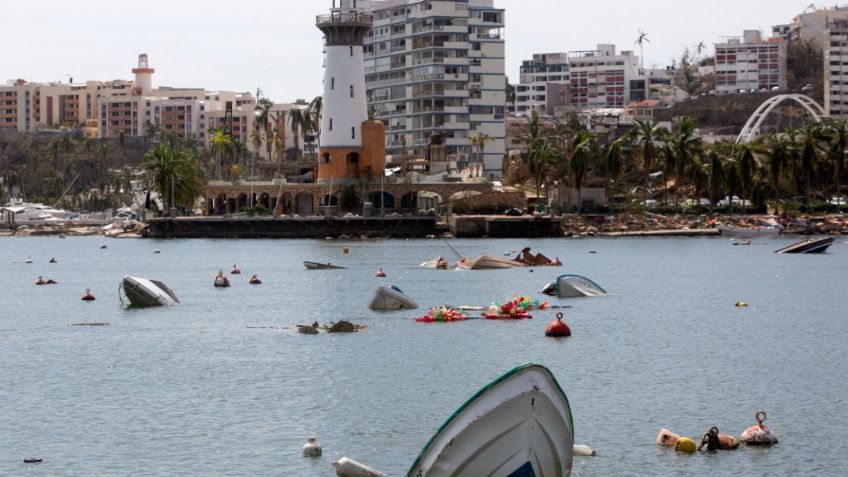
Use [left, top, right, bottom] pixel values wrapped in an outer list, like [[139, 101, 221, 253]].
[[231, 265, 241, 275], [249, 275, 262, 285], [81, 289, 96, 301], [343, 246, 350, 254], [545, 312, 571, 337], [36, 276, 46, 286], [699, 427, 739, 451], [740, 411, 778, 445], [375, 268, 386, 278]]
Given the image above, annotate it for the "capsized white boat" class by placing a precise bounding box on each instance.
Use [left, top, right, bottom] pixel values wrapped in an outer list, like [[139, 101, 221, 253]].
[[369, 286, 418, 311], [542, 274, 607, 298], [407, 363, 574, 477], [122, 276, 180, 307], [457, 254, 527, 270]]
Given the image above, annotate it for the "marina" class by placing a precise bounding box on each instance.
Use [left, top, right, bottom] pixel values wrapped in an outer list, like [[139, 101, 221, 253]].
[[0, 235, 845, 475]]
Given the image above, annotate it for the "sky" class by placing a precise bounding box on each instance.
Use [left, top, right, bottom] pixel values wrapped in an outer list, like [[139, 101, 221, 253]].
[[0, 1, 817, 102]]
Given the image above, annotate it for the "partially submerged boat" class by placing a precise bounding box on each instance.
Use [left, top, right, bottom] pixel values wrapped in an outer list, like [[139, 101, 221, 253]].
[[122, 276, 180, 307], [304, 261, 347, 270], [407, 363, 574, 477], [369, 286, 418, 311], [717, 225, 781, 238], [457, 255, 527, 270], [774, 236, 835, 254], [542, 274, 608, 298]]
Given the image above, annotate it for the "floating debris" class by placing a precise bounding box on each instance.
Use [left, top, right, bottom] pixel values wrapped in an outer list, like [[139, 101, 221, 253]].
[[69, 323, 110, 327]]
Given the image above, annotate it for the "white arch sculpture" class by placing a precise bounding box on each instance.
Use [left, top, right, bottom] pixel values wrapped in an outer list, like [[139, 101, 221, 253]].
[[736, 94, 826, 144]]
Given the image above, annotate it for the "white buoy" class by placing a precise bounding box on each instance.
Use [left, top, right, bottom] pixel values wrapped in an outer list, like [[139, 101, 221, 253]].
[[100, 243, 107, 249], [303, 437, 322, 457], [24, 257, 33, 264], [573, 444, 597, 456], [332, 457, 387, 477]]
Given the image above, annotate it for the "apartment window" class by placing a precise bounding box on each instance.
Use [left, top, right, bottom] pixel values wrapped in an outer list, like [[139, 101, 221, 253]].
[[351, 127, 356, 140], [329, 118, 333, 131], [350, 46, 354, 57], [350, 85, 354, 98], [331, 78, 335, 90]]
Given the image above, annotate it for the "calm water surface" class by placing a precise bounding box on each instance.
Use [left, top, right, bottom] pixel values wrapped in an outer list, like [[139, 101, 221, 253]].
[[1, 235, 846, 476]]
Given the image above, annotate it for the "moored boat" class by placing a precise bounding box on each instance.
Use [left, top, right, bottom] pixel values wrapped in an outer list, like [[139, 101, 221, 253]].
[[717, 225, 781, 238], [122, 276, 180, 307], [407, 363, 573, 477], [304, 261, 347, 270], [369, 286, 418, 311], [774, 236, 835, 254]]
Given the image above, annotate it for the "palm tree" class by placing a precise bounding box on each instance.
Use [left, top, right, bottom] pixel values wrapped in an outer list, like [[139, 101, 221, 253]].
[[208, 125, 233, 180], [635, 30, 650, 71], [669, 116, 702, 206], [765, 134, 789, 214], [469, 132, 494, 178], [528, 138, 554, 205], [632, 119, 666, 188], [255, 98, 275, 163], [798, 123, 821, 204], [735, 141, 758, 213], [569, 130, 597, 212], [309, 96, 323, 152], [823, 119, 848, 206], [288, 107, 312, 159], [142, 143, 204, 211], [707, 148, 725, 205], [605, 138, 626, 182]]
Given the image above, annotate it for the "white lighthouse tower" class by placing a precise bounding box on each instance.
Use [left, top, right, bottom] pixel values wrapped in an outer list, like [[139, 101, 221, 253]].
[[316, 1, 384, 185], [132, 53, 155, 96]]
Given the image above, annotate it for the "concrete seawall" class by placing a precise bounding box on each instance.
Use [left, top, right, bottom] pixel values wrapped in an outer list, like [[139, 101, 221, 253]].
[[144, 217, 439, 239]]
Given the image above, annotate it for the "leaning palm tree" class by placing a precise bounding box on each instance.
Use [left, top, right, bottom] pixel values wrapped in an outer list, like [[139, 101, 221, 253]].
[[706, 148, 725, 206], [469, 132, 494, 178], [309, 96, 323, 151], [569, 130, 598, 212], [605, 137, 626, 182], [669, 116, 702, 205]]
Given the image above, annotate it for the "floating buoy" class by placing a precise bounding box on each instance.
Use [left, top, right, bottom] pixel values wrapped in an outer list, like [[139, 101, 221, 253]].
[[23, 457, 43, 464], [153, 249, 161, 254], [25, 257, 33, 264], [699, 427, 739, 451], [573, 444, 596, 456], [100, 243, 107, 249], [49, 257, 57, 263], [343, 246, 350, 254], [231, 265, 241, 275], [375, 268, 386, 278], [214, 272, 230, 288], [544, 312, 571, 337], [657, 428, 680, 447], [736, 301, 748, 308], [740, 411, 778, 445], [675, 437, 697, 453], [36, 276, 46, 286], [249, 275, 262, 285], [81, 289, 96, 301], [303, 437, 322, 457]]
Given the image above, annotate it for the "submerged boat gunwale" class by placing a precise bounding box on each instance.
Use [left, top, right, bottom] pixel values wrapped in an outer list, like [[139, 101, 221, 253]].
[[407, 362, 574, 477]]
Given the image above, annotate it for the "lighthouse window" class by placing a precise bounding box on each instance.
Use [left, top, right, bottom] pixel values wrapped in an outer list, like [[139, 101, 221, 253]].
[[350, 85, 354, 98], [331, 78, 335, 90], [329, 118, 333, 131], [350, 46, 354, 57], [351, 127, 356, 140]]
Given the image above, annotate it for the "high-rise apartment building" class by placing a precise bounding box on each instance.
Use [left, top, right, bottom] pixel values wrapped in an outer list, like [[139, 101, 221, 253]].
[[515, 53, 569, 115], [567, 44, 646, 109], [714, 30, 787, 95], [359, 0, 506, 174], [825, 18, 848, 117]]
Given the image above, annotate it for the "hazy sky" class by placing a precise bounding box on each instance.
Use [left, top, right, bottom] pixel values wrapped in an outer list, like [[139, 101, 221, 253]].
[[1, 1, 814, 101]]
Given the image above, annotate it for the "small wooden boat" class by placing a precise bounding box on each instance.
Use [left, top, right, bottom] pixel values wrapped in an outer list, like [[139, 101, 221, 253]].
[[122, 276, 180, 307], [303, 261, 347, 270], [717, 225, 781, 238], [369, 286, 418, 311], [407, 363, 574, 477], [774, 236, 835, 254], [542, 274, 608, 298]]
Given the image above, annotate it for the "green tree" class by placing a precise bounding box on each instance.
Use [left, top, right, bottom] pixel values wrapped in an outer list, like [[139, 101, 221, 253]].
[[569, 130, 598, 212], [208, 125, 234, 180], [632, 119, 667, 188], [469, 132, 494, 178], [798, 123, 821, 204], [707, 148, 725, 205], [765, 134, 789, 214], [668, 116, 702, 205], [142, 143, 204, 211], [823, 119, 848, 205]]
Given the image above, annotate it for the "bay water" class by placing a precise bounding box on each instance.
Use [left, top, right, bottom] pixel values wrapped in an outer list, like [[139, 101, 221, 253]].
[[1, 235, 846, 476]]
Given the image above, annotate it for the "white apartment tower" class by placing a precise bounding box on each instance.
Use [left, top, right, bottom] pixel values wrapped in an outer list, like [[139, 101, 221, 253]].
[[317, 0, 371, 148], [516, 53, 569, 115], [825, 19, 848, 118], [714, 30, 787, 95], [361, 0, 506, 175], [567, 44, 646, 109]]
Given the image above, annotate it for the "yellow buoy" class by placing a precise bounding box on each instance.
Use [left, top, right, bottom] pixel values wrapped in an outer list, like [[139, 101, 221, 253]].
[[675, 437, 696, 453]]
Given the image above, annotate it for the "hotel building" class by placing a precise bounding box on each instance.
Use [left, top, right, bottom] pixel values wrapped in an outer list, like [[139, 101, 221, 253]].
[[714, 30, 787, 95], [567, 44, 646, 109], [515, 53, 569, 115]]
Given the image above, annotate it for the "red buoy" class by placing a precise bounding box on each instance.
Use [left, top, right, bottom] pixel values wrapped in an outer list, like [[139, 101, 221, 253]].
[[81, 289, 96, 301], [376, 268, 386, 278], [545, 312, 571, 337], [249, 275, 262, 285]]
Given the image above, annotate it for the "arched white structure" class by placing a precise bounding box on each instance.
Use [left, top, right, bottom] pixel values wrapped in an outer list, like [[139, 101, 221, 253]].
[[737, 94, 826, 144]]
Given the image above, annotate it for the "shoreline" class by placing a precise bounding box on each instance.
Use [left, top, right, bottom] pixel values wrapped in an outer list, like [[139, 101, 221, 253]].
[[2, 212, 844, 239]]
